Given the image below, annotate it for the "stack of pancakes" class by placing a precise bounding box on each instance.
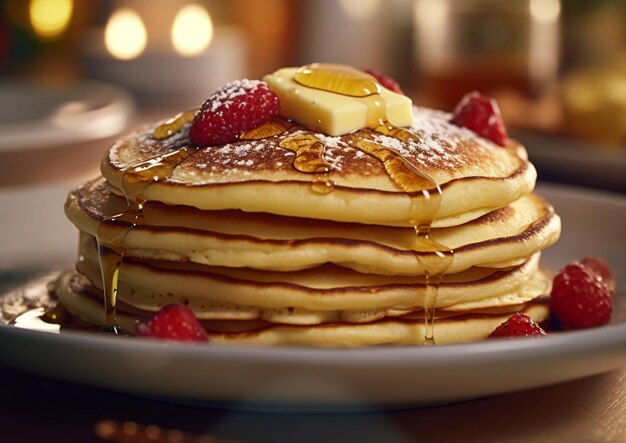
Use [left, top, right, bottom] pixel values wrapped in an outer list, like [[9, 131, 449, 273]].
[[58, 106, 560, 346]]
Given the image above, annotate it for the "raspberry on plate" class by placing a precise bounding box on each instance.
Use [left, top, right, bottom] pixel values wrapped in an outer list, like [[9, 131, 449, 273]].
[[451, 91, 509, 146], [580, 256, 616, 294], [364, 69, 404, 95], [134, 304, 208, 342], [190, 79, 280, 147], [489, 313, 546, 338], [550, 263, 613, 330]]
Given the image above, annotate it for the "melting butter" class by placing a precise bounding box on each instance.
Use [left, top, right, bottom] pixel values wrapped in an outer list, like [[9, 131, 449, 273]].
[[264, 65, 413, 136], [294, 63, 381, 97]]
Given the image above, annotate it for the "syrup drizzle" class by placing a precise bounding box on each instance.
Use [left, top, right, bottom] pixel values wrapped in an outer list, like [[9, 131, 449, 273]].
[[153, 110, 196, 140], [279, 134, 331, 173], [294, 63, 381, 97], [240, 118, 293, 140], [355, 135, 454, 343], [374, 125, 454, 344], [96, 147, 193, 332], [278, 133, 337, 196], [292, 63, 455, 343]]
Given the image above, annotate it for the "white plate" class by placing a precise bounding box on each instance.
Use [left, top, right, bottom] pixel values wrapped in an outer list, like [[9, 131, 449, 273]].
[[0, 80, 133, 152], [0, 184, 624, 412]]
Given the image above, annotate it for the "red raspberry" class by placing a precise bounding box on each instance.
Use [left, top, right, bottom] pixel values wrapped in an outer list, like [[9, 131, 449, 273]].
[[580, 256, 616, 294], [364, 69, 404, 95], [489, 313, 546, 338], [451, 91, 509, 146], [134, 304, 208, 342], [550, 263, 613, 330], [189, 79, 280, 147]]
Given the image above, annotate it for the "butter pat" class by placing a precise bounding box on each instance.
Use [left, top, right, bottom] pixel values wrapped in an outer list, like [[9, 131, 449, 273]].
[[264, 67, 413, 136]]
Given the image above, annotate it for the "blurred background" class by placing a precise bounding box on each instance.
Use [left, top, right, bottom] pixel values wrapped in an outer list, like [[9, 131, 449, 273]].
[[0, 0, 624, 191]]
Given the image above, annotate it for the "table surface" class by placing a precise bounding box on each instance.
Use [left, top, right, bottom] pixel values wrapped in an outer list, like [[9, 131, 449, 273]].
[[1, 362, 625, 443]]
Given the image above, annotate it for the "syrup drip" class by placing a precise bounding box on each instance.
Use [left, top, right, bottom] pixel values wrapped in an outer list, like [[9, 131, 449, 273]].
[[240, 119, 293, 140], [279, 134, 331, 173], [96, 147, 193, 332], [374, 123, 420, 143], [355, 136, 454, 344], [364, 96, 386, 129], [311, 177, 336, 194], [293, 63, 454, 343], [278, 133, 337, 196], [153, 110, 196, 140]]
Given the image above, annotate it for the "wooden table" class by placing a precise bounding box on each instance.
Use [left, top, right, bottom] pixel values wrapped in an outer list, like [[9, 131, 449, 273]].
[[1, 362, 625, 442]]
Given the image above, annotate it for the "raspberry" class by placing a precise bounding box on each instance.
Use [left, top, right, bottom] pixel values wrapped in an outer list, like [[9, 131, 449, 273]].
[[364, 69, 404, 95], [550, 263, 613, 330], [489, 313, 546, 338], [451, 91, 508, 146], [580, 256, 615, 294], [134, 304, 208, 342], [189, 79, 280, 147]]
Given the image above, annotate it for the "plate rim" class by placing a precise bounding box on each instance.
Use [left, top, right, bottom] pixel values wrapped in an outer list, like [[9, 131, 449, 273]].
[[0, 79, 134, 152], [0, 182, 625, 408]]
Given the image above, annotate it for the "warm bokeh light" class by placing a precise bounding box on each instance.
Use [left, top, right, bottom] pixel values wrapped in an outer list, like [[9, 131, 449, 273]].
[[414, 0, 449, 25], [29, 0, 73, 39], [104, 8, 147, 60], [171, 4, 213, 57], [339, 0, 380, 20], [414, 0, 451, 69], [529, 0, 561, 24]]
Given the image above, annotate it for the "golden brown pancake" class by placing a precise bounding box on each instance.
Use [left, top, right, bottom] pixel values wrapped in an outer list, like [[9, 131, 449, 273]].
[[56, 271, 549, 347], [65, 178, 560, 276], [55, 85, 558, 346], [101, 108, 536, 227]]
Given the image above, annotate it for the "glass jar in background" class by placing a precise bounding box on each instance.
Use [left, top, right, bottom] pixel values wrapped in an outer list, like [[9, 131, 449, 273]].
[[413, 0, 560, 111]]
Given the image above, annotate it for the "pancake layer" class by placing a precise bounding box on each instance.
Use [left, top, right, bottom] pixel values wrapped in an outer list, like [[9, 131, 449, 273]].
[[66, 179, 560, 276], [57, 271, 549, 347], [101, 108, 537, 227], [57, 96, 559, 346]]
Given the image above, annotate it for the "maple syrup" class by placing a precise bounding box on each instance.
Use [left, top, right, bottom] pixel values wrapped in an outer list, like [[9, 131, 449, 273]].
[[279, 134, 331, 173], [11, 307, 61, 333], [310, 177, 336, 195], [292, 65, 455, 343], [278, 133, 338, 197], [355, 135, 454, 343], [240, 119, 292, 140], [4, 272, 100, 333], [153, 110, 196, 140], [96, 147, 193, 331], [294, 63, 381, 97]]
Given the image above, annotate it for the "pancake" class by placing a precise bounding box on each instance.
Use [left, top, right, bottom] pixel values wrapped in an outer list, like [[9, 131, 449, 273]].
[[53, 63, 561, 346], [101, 107, 536, 227], [56, 271, 549, 347], [74, 233, 548, 323], [65, 178, 560, 276]]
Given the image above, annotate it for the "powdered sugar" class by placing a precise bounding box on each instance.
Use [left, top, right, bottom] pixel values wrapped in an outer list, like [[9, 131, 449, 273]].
[[117, 104, 502, 180], [207, 79, 266, 113]]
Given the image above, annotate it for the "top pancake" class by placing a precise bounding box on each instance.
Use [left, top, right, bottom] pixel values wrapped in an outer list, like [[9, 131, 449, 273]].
[[101, 107, 536, 227]]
